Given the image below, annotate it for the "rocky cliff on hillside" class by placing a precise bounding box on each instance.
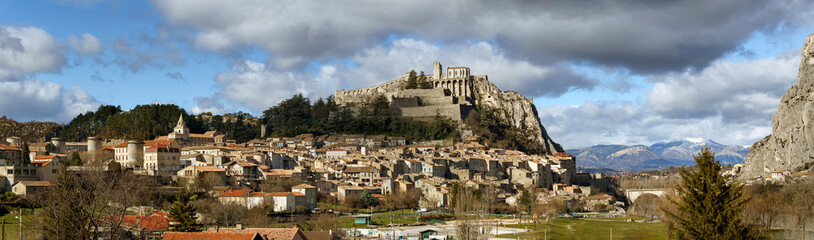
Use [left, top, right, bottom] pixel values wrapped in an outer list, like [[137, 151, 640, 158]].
[[0, 116, 61, 142], [741, 34, 814, 179], [469, 76, 564, 154], [334, 63, 564, 155]]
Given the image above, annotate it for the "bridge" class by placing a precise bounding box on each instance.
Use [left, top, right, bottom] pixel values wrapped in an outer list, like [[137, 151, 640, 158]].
[[624, 188, 668, 203]]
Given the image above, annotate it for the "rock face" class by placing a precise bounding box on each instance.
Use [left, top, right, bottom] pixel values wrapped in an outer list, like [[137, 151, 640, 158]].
[[469, 76, 564, 154], [334, 62, 563, 155], [741, 34, 814, 179]]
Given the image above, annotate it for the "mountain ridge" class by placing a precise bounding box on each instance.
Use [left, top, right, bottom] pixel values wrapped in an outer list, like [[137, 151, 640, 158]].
[[568, 138, 749, 171]]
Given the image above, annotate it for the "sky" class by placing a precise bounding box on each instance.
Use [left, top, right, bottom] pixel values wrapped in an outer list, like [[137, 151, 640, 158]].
[[1, 0, 813, 149]]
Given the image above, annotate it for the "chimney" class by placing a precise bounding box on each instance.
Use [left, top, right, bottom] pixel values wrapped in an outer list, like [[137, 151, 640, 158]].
[[236, 223, 243, 230]]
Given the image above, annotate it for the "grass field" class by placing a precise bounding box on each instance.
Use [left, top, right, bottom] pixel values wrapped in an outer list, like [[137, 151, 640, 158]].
[[0, 208, 39, 240], [496, 218, 669, 240]]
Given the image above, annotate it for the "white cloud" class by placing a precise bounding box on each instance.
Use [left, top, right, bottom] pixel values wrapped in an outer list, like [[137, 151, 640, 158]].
[[153, 0, 810, 73], [540, 51, 798, 148], [340, 39, 594, 98], [68, 33, 104, 55], [0, 79, 99, 123], [213, 60, 339, 113], [205, 38, 595, 115], [0, 26, 65, 81], [646, 51, 798, 123]]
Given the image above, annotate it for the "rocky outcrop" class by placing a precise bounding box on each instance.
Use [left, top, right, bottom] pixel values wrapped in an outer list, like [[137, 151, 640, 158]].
[[0, 116, 61, 142], [469, 76, 563, 155], [334, 68, 564, 155], [741, 34, 814, 179]]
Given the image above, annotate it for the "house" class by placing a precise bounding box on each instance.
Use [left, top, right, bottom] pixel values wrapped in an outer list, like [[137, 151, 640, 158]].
[[143, 145, 181, 177], [0, 164, 39, 191], [177, 165, 227, 186], [291, 184, 317, 210], [11, 180, 53, 196], [162, 232, 264, 240], [226, 161, 261, 183], [326, 149, 347, 159], [205, 227, 308, 240], [343, 166, 377, 184], [0, 144, 21, 163], [109, 211, 169, 239]]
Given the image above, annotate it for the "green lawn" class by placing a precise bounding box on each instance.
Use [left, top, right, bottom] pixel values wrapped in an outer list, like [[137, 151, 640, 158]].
[[496, 217, 668, 240], [0, 208, 40, 240]]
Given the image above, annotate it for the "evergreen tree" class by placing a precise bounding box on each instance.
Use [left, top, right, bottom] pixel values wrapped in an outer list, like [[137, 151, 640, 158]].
[[20, 142, 30, 164], [418, 71, 432, 89], [663, 147, 764, 239], [404, 70, 418, 89], [359, 190, 379, 208], [169, 189, 200, 232], [70, 151, 82, 166]]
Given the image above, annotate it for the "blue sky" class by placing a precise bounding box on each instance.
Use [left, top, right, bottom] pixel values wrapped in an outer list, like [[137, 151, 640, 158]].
[[1, 0, 813, 148]]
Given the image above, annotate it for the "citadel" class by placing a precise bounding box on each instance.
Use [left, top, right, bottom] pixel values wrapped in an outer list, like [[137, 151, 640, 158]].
[[336, 62, 481, 122]]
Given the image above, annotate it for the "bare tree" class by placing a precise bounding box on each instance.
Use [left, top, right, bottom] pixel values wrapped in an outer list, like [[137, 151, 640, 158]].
[[630, 193, 663, 219], [33, 164, 155, 239]]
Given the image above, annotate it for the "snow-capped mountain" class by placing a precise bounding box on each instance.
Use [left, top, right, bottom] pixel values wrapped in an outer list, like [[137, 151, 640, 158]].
[[567, 138, 750, 171]]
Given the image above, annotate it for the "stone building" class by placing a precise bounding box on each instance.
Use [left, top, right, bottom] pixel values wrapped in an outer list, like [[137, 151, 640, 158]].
[[334, 61, 476, 123]]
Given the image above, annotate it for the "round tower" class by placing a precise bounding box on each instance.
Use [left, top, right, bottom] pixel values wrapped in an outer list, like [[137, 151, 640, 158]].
[[87, 137, 101, 152], [126, 140, 144, 168], [51, 137, 65, 154]]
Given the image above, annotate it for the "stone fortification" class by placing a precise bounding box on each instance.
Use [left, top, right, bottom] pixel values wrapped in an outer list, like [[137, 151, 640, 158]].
[[334, 61, 563, 155], [741, 34, 814, 179]]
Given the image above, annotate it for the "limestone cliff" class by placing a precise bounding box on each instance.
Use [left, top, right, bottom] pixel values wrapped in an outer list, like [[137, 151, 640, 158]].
[[741, 34, 814, 179], [468, 76, 564, 155]]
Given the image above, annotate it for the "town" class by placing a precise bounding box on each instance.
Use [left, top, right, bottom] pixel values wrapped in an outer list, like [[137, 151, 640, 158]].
[[0, 110, 621, 239]]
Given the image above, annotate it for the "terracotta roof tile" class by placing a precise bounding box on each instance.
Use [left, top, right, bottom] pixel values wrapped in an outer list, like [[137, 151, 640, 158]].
[[162, 232, 261, 240]]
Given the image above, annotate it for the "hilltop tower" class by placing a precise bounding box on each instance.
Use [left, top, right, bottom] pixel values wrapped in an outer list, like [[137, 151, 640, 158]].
[[432, 61, 442, 80]]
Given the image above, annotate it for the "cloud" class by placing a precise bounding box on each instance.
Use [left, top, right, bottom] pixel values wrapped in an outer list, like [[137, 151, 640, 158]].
[[539, 51, 798, 148], [68, 33, 104, 55], [341, 39, 595, 98], [213, 60, 339, 113], [165, 71, 185, 81], [0, 26, 65, 81], [203, 38, 596, 115], [0, 79, 100, 122], [646, 51, 799, 123], [153, 0, 810, 73], [111, 37, 185, 73], [191, 96, 228, 114]]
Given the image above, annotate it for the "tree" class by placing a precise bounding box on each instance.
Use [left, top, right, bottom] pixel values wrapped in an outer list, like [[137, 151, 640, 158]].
[[70, 151, 82, 166], [359, 190, 379, 208], [21, 142, 29, 164], [169, 189, 200, 232], [417, 71, 432, 89], [210, 203, 247, 227], [404, 70, 418, 89], [35, 164, 153, 239], [662, 147, 763, 239]]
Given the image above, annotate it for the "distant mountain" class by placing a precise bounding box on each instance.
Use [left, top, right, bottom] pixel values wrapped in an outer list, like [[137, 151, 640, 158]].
[[567, 138, 750, 171]]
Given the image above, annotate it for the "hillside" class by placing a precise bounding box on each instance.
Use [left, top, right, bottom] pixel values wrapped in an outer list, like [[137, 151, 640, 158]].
[[568, 138, 749, 171], [0, 116, 61, 142]]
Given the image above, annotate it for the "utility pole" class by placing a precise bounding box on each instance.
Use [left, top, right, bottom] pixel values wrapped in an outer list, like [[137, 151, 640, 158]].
[[2, 218, 5, 240], [18, 209, 21, 240]]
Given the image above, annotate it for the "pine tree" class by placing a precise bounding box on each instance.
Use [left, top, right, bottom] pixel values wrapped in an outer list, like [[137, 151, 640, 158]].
[[663, 147, 764, 239], [404, 70, 418, 89], [70, 151, 82, 166], [169, 189, 200, 232], [20, 142, 30, 164]]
